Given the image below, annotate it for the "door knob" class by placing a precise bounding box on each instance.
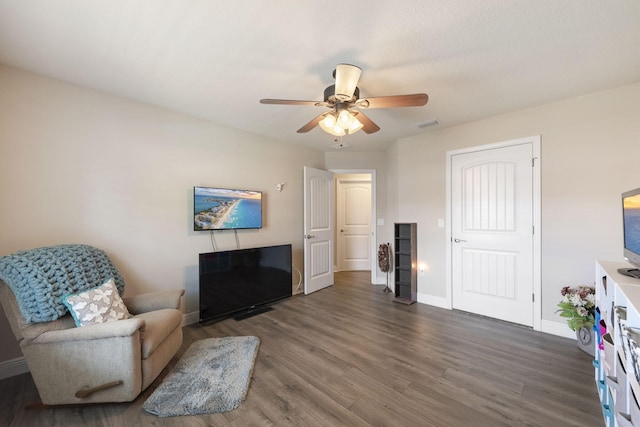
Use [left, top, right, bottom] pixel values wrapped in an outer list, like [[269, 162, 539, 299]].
[[304, 234, 316, 239], [453, 238, 467, 243]]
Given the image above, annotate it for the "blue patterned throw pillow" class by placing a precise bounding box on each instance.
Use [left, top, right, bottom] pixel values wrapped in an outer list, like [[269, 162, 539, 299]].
[[63, 278, 131, 327]]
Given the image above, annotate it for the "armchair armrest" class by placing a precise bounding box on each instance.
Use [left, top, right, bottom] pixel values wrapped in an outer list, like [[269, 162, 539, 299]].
[[123, 289, 184, 315], [31, 318, 146, 344]]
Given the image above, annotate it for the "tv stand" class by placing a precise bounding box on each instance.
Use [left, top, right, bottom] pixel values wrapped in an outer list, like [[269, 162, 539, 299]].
[[617, 267, 640, 279], [594, 261, 640, 425]]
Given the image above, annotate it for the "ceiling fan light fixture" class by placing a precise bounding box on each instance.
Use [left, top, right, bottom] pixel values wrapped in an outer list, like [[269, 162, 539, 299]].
[[319, 109, 363, 136], [319, 113, 345, 136], [322, 114, 336, 128], [331, 125, 346, 136], [347, 116, 363, 134], [337, 109, 354, 128], [334, 64, 361, 101]]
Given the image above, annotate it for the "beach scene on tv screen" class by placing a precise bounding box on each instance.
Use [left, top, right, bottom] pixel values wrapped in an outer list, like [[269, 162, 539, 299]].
[[194, 187, 262, 230], [624, 195, 640, 254]]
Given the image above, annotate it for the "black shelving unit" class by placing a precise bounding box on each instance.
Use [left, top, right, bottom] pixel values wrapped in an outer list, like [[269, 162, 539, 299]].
[[394, 223, 417, 304]]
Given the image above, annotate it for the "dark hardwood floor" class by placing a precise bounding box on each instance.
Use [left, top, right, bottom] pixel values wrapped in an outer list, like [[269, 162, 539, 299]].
[[0, 271, 602, 426]]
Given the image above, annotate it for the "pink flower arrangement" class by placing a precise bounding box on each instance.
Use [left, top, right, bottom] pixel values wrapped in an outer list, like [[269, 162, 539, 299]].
[[557, 286, 596, 331]]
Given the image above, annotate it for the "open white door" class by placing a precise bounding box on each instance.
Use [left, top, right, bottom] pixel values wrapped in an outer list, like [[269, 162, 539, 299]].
[[304, 166, 334, 294]]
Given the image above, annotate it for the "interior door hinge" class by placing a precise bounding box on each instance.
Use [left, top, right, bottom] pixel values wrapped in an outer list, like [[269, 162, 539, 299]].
[[532, 157, 535, 167], [532, 293, 535, 302]]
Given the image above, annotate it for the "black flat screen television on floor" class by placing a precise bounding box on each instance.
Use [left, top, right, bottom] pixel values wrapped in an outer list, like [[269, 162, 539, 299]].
[[199, 244, 292, 323]]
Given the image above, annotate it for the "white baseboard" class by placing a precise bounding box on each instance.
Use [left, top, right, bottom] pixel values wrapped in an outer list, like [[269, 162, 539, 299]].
[[0, 356, 29, 380], [372, 277, 386, 285], [540, 319, 577, 339], [417, 292, 451, 309], [415, 296, 578, 340], [183, 311, 199, 326]]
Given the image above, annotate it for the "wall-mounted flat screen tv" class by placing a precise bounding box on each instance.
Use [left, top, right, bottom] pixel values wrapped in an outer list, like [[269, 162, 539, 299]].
[[194, 186, 262, 231], [621, 187, 640, 278]]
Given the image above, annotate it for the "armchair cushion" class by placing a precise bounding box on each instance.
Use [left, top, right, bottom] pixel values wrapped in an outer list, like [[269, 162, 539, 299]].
[[134, 309, 183, 358], [63, 278, 131, 327], [123, 289, 184, 315]]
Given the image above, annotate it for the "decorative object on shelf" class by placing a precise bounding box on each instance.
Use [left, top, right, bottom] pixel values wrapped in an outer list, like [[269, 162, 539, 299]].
[[623, 327, 640, 384], [557, 285, 596, 356], [378, 243, 392, 293]]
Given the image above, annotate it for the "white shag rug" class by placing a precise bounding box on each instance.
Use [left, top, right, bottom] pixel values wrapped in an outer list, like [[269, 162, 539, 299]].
[[143, 336, 260, 417]]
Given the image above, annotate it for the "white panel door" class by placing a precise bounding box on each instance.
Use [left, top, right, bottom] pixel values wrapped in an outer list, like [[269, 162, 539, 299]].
[[451, 143, 533, 326], [303, 167, 334, 294], [337, 178, 371, 271]]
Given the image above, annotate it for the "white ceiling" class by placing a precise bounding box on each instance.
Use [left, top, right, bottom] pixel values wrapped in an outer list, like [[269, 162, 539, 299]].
[[1, 1, 639, 152]]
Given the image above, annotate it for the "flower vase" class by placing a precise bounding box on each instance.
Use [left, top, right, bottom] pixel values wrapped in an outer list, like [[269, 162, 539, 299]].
[[576, 326, 595, 357]]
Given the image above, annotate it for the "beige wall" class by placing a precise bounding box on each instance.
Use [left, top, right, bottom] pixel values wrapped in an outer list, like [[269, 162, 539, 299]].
[[389, 82, 640, 329], [0, 66, 325, 362]]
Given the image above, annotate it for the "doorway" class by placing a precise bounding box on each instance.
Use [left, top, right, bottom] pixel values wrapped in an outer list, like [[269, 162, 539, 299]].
[[302, 167, 378, 288], [447, 136, 541, 329], [332, 169, 378, 285], [336, 174, 372, 271]]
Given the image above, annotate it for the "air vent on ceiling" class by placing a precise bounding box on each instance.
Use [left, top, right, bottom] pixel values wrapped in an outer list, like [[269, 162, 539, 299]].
[[414, 118, 439, 129]]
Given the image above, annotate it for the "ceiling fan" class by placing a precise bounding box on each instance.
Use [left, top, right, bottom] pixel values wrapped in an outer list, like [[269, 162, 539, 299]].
[[260, 64, 429, 137]]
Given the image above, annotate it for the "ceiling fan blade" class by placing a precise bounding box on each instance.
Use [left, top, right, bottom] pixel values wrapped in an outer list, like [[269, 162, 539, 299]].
[[358, 93, 428, 109], [334, 64, 362, 101], [260, 99, 321, 106], [353, 111, 380, 134], [297, 112, 328, 133]]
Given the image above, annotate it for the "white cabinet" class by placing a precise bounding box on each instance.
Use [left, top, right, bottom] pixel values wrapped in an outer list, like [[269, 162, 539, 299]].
[[595, 260, 640, 426]]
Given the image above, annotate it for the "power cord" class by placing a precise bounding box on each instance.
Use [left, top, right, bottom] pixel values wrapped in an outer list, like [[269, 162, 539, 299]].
[[293, 265, 303, 294], [209, 230, 217, 252]]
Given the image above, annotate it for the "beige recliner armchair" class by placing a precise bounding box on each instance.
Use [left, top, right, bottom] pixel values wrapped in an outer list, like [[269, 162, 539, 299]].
[[0, 245, 184, 405]]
